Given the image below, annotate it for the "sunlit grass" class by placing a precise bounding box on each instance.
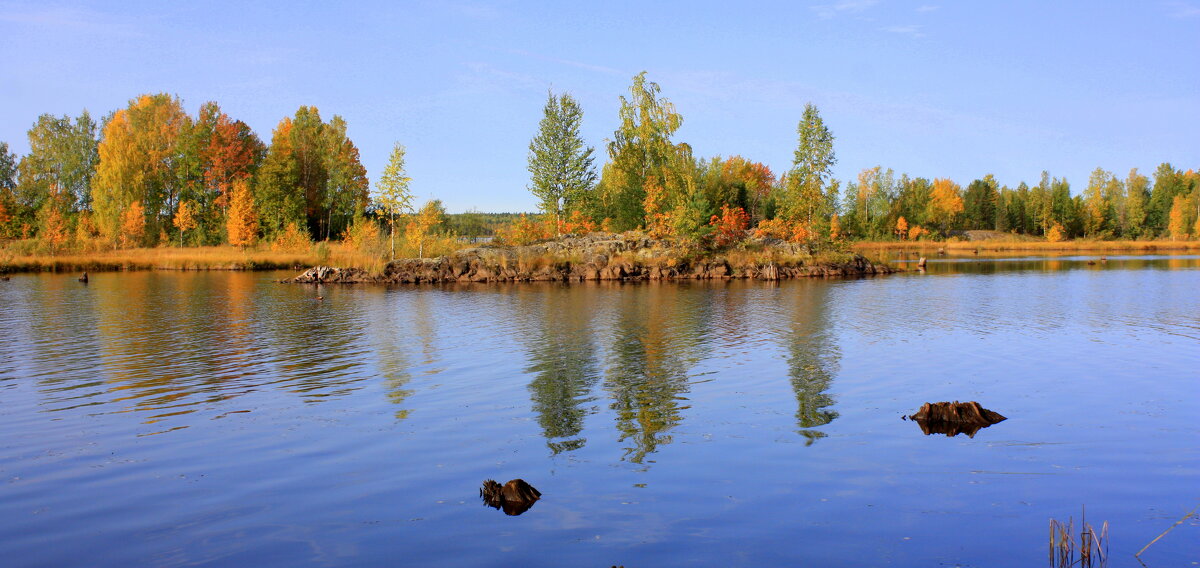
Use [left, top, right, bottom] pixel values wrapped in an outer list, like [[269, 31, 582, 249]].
[[0, 243, 382, 273], [853, 239, 1200, 253]]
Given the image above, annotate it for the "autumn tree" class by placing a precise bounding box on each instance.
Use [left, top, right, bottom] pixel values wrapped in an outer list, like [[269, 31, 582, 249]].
[[194, 103, 264, 243], [226, 179, 258, 248], [174, 200, 198, 247], [699, 156, 775, 221], [374, 142, 414, 259], [1082, 168, 1120, 238], [93, 94, 191, 243], [895, 216, 908, 240], [1167, 194, 1190, 240], [0, 142, 18, 237], [1123, 168, 1149, 238], [255, 107, 367, 240], [927, 178, 964, 233], [598, 72, 689, 231], [406, 199, 445, 258], [527, 91, 597, 231], [779, 103, 837, 235], [119, 200, 146, 248]]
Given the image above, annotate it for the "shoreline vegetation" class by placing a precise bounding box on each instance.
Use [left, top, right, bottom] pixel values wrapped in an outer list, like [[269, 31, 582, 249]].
[[2, 73, 1196, 282], [4, 232, 1199, 276]]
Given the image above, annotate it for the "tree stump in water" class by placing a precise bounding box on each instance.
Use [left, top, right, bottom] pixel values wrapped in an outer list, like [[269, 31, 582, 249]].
[[909, 401, 1006, 438], [480, 478, 541, 516]]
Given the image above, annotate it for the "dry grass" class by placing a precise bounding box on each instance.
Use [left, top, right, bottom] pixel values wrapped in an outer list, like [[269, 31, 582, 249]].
[[0, 243, 390, 274], [854, 239, 1200, 253]]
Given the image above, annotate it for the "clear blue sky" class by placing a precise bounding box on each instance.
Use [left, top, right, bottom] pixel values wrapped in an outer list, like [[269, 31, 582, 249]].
[[2, 1, 1197, 213]]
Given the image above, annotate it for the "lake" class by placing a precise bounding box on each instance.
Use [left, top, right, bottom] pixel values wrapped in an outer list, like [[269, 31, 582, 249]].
[[1, 255, 1197, 566]]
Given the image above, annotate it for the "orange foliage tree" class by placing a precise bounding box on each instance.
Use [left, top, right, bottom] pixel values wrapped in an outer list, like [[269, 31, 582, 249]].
[[709, 205, 749, 247], [496, 214, 553, 246], [119, 200, 146, 248], [225, 179, 258, 248], [895, 216, 909, 239], [559, 210, 597, 234], [1167, 195, 1188, 240]]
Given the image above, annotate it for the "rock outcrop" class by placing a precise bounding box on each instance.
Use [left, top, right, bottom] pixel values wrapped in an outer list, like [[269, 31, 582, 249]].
[[285, 233, 896, 284]]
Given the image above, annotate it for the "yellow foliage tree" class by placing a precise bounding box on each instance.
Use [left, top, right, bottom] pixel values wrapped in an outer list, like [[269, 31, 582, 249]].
[[1046, 222, 1066, 243], [908, 224, 928, 240], [927, 178, 964, 232], [405, 200, 444, 258], [895, 216, 909, 240], [173, 200, 198, 248], [829, 214, 841, 240], [272, 221, 310, 252], [119, 200, 146, 249], [74, 213, 102, 251], [226, 179, 258, 248], [1166, 195, 1188, 241]]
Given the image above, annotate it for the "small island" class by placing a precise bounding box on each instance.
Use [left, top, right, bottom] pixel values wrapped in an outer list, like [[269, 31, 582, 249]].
[[285, 232, 893, 284]]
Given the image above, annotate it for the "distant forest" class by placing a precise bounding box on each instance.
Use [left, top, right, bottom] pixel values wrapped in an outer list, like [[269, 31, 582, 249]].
[[2, 73, 1197, 256]]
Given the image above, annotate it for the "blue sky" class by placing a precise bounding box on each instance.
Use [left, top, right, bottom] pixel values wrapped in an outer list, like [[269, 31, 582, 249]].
[[2, 1, 1197, 212]]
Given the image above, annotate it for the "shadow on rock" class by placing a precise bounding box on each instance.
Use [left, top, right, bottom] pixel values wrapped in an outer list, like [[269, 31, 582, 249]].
[[480, 479, 541, 516]]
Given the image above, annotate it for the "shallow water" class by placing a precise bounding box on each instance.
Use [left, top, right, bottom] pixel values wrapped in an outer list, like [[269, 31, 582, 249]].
[[1, 257, 1197, 566]]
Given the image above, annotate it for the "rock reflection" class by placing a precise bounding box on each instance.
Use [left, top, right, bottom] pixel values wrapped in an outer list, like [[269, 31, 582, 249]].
[[784, 280, 840, 444], [519, 286, 601, 454]]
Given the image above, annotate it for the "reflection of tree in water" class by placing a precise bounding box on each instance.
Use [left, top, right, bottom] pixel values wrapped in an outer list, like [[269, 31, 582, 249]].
[[521, 287, 601, 454], [785, 281, 840, 445], [605, 285, 708, 464], [365, 288, 426, 421]]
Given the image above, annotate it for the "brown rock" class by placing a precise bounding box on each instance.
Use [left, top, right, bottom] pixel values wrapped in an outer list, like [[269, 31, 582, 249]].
[[480, 478, 541, 516], [909, 401, 1007, 438]]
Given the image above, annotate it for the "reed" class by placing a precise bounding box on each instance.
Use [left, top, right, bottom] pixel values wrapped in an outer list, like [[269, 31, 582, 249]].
[[1049, 508, 1108, 568]]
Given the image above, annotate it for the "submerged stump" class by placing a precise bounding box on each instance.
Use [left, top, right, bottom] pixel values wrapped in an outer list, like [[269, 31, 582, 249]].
[[909, 401, 1006, 437], [480, 478, 541, 516]]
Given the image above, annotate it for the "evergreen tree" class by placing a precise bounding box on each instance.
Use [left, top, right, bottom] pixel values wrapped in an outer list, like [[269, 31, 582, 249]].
[[527, 91, 596, 232]]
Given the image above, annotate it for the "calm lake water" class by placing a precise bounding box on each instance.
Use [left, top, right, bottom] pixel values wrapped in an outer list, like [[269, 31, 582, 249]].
[[1, 256, 1197, 567]]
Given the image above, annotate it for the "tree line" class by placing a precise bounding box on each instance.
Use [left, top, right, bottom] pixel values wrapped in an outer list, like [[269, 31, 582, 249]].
[[523, 72, 1200, 244], [0, 94, 378, 252], [2, 77, 1198, 257]]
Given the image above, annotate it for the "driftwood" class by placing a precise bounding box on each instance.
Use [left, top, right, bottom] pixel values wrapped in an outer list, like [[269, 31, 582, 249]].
[[480, 478, 541, 516], [909, 401, 1006, 438]]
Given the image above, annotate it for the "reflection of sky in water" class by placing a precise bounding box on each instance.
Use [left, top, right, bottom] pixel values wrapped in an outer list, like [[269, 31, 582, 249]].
[[0, 263, 1197, 567]]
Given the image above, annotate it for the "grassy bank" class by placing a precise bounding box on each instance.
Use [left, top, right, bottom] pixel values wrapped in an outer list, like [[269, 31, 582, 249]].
[[852, 239, 1200, 254], [0, 244, 390, 274]]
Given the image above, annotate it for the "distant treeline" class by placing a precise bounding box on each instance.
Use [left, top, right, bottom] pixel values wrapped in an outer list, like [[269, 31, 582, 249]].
[[2, 75, 1198, 260]]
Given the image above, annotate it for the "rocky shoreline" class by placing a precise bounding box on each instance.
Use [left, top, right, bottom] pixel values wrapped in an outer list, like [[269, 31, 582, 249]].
[[283, 233, 897, 284]]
